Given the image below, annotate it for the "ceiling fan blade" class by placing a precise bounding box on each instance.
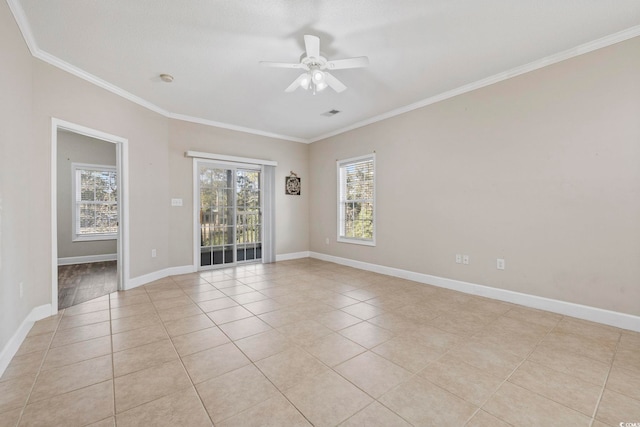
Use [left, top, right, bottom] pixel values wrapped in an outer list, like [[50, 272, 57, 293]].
[[325, 72, 347, 93], [285, 73, 310, 92], [304, 35, 320, 59], [326, 56, 370, 70], [260, 61, 305, 69]]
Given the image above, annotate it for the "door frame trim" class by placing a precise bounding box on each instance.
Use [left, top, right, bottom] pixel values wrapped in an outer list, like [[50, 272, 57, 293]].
[[51, 118, 129, 314]]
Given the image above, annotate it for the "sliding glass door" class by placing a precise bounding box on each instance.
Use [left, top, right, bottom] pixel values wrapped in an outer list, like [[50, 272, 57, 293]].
[[198, 162, 262, 269], [235, 169, 262, 262]]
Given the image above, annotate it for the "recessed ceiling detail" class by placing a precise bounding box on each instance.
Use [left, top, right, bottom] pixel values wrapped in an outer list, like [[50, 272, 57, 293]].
[[10, 0, 640, 142]]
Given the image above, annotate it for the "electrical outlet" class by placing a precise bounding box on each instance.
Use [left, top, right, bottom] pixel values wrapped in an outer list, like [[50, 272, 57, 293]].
[[325, 237, 330, 245], [497, 258, 505, 270], [463, 255, 470, 265], [455, 254, 462, 264], [151, 249, 157, 258], [19, 282, 23, 298]]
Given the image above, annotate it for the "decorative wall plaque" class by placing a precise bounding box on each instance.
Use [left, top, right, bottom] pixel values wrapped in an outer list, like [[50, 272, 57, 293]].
[[285, 171, 301, 195]]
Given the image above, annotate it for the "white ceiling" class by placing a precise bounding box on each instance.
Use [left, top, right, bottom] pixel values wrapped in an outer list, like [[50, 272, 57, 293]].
[[13, 0, 640, 142]]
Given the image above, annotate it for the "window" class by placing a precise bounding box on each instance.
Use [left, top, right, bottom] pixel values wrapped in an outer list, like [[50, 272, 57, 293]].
[[337, 154, 375, 245], [72, 163, 117, 241]]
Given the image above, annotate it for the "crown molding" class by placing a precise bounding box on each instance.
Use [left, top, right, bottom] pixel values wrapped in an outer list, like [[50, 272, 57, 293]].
[[40, 45, 308, 143], [6, 0, 309, 144], [5, 0, 37, 55], [309, 25, 640, 143], [35, 49, 170, 117], [167, 112, 308, 143], [37, 47, 307, 143], [8, 0, 639, 145]]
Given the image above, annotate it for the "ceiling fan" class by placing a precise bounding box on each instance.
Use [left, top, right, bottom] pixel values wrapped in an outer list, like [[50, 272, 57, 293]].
[[260, 35, 369, 94]]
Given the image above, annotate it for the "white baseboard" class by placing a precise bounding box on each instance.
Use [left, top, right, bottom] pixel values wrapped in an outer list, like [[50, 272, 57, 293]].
[[126, 265, 197, 290], [309, 251, 640, 332], [126, 254, 313, 290], [0, 304, 52, 378], [58, 253, 117, 265], [276, 251, 310, 262], [126, 255, 312, 290]]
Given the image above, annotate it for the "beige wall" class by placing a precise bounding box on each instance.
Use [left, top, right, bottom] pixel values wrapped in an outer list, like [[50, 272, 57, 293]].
[[56, 131, 117, 258], [29, 59, 310, 278], [310, 37, 640, 316], [0, 0, 36, 353], [31, 60, 170, 280], [168, 120, 309, 267], [0, 0, 308, 354]]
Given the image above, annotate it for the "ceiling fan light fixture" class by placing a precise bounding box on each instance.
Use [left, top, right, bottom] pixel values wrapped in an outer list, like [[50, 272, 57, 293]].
[[311, 69, 325, 84], [315, 81, 328, 91], [300, 75, 310, 89]]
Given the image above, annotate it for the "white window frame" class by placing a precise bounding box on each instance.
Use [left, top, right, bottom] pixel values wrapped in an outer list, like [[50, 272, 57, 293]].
[[72, 162, 117, 242], [337, 153, 376, 246]]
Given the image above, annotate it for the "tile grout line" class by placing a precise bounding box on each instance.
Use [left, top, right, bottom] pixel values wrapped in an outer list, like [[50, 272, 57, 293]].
[[475, 315, 619, 425], [275, 304, 422, 426], [187, 267, 381, 425], [8, 299, 123, 425], [413, 308, 563, 425], [109, 277, 219, 423], [346, 315, 463, 427], [9, 260, 634, 426], [175, 276, 223, 427], [13, 310, 65, 427], [212, 267, 627, 426], [188, 272, 315, 426], [588, 332, 622, 427], [281, 275, 443, 425], [7, 264, 295, 424], [371, 341, 460, 425], [7, 275, 208, 427], [16, 309, 64, 426], [391, 305, 509, 422], [475, 315, 563, 424], [109, 291, 117, 427], [18, 296, 114, 425], [224, 345, 316, 426], [141, 277, 215, 426]]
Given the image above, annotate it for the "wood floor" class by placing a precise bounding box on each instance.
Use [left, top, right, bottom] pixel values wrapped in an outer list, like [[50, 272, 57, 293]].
[[57, 261, 117, 309]]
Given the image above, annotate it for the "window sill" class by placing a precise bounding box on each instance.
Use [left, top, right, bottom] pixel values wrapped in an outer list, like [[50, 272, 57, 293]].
[[73, 234, 117, 242], [337, 237, 376, 247]]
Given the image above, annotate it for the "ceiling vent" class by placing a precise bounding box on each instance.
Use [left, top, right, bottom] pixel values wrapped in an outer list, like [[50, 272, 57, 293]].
[[321, 109, 341, 117]]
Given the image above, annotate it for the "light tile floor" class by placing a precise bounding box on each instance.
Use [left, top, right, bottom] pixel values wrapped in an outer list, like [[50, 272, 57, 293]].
[[1, 258, 639, 426]]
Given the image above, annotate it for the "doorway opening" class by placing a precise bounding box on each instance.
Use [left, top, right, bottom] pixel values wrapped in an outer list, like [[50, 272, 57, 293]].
[[51, 119, 129, 314]]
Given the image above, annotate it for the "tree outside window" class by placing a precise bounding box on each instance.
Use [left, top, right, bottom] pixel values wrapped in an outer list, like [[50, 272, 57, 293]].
[[338, 154, 375, 245], [73, 164, 117, 240]]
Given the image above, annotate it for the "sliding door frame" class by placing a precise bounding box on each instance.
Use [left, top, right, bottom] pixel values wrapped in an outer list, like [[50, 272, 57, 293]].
[[192, 158, 263, 271], [189, 151, 277, 271]]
